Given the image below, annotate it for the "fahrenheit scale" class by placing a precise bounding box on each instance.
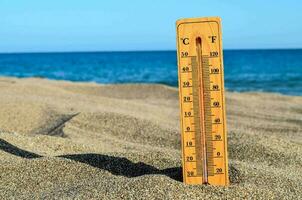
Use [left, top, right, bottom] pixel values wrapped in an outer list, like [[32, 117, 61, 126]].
[[176, 17, 229, 186]]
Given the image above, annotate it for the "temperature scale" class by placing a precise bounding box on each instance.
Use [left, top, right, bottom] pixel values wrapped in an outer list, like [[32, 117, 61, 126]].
[[176, 17, 229, 186]]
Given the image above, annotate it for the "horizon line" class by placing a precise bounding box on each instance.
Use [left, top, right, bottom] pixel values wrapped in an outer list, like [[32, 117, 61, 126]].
[[0, 47, 302, 54]]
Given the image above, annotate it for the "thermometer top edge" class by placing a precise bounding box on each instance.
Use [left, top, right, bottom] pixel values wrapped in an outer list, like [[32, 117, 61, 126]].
[[176, 16, 221, 27]]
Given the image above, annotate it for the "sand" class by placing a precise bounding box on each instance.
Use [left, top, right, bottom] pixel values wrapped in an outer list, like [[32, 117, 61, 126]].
[[0, 77, 301, 199]]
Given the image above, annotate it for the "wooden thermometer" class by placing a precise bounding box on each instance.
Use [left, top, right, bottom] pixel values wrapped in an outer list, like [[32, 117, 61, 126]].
[[176, 17, 229, 186]]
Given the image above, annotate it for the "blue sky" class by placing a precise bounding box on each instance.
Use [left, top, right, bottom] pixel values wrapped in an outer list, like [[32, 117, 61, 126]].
[[1, 0, 302, 52]]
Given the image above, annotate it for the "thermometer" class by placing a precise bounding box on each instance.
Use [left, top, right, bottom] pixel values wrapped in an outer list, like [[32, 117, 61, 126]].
[[176, 17, 229, 186]]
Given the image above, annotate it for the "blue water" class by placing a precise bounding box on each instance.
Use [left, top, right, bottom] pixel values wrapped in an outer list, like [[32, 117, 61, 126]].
[[0, 50, 301, 95]]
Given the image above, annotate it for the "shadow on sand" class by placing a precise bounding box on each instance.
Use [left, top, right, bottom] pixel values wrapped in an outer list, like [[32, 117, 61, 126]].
[[0, 138, 42, 159], [0, 138, 182, 181]]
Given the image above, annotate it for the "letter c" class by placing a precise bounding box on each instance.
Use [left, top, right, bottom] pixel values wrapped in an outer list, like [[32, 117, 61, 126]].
[[182, 38, 189, 45]]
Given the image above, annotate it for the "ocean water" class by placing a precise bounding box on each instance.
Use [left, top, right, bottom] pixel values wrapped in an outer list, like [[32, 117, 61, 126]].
[[0, 50, 301, 96]]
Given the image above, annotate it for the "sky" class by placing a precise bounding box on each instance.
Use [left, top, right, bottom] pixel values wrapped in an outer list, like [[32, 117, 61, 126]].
[[1, 0, 302, 52]]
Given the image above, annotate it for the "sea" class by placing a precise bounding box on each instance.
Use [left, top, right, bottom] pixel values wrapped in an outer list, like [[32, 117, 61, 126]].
[[0, 49, 301, 96]]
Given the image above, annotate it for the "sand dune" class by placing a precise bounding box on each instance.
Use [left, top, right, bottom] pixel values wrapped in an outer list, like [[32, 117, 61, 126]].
[[0, 77, 301, 199]]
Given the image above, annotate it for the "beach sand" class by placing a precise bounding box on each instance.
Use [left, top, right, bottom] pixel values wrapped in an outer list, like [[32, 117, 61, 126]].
[[0, 77, 301, 199]]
